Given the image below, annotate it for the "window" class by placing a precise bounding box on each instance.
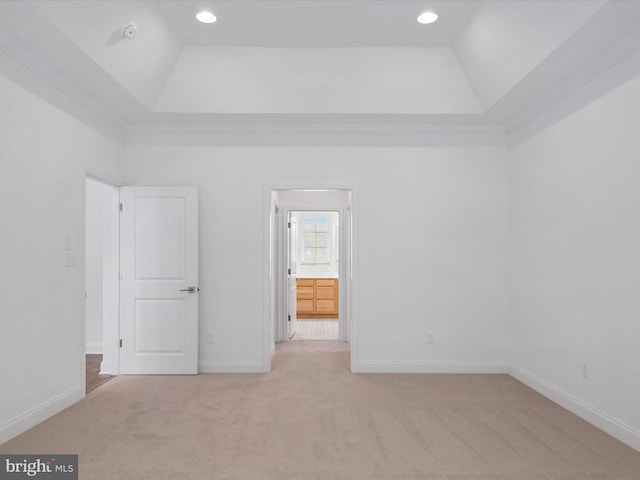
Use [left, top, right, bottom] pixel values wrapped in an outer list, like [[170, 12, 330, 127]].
[[303, 216, 329, 264]]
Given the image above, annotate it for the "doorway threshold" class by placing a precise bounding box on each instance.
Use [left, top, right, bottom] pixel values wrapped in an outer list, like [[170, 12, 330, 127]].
[[275, 341, 350, 353]]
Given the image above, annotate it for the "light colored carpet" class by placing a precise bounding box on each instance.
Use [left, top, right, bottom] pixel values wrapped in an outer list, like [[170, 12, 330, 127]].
[[293, 319, 339, 340], [2, 342, 640, 479]]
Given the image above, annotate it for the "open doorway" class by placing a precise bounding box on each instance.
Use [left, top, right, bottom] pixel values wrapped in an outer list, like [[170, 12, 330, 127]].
[[268, 188, 355, 364], [289, 211, 340, 341], [85, 182, 200, 379], [84, 177, 119, 391]]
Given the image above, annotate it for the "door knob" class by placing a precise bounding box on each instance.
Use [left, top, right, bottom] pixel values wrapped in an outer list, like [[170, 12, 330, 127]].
[[180, 286, 198, 293]]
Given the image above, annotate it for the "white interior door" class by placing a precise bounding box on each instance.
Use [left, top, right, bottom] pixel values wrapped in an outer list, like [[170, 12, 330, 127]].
[[287, 214, 297, 339], [119, 186, 199, 374]]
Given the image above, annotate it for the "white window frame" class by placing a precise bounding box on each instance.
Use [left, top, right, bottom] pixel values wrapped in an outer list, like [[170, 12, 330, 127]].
[[301, 213, 333, 266]]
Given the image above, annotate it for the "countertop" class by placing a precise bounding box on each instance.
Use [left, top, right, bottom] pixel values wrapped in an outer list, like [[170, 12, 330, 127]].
[[296, 275, 339, 279]]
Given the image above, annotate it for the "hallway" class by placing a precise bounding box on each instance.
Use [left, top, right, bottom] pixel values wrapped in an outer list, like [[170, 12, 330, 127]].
[[292, 319, 339, 340]]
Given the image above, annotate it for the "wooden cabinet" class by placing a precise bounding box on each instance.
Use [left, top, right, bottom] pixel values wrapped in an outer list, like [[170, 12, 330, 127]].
[[296, 278, 338, 318]]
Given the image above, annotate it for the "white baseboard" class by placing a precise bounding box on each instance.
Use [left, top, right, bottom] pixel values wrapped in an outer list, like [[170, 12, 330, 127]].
[[354, 360, 509, 374], [0, 386, 83, 445], [85, 342, 103, 354], [199, 361, 268, 373], [508, 364, 640, 452], [99, 360, 113, 375]]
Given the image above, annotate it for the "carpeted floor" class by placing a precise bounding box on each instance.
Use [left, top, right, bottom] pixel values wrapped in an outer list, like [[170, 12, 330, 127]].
[[2, 341, 640, 479]]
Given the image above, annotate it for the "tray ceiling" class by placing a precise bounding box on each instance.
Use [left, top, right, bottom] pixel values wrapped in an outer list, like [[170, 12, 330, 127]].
[[1, 0, 639, 133]]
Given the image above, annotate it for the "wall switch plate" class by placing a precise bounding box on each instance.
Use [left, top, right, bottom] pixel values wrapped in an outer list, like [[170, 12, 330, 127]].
[[427, 332, 435, 344], [207, 333, 215, 344]]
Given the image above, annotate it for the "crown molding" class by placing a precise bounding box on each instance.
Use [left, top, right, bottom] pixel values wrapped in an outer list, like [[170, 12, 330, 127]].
[[507, 41, 640, 141], [126, 121, 509, 147], [503, 0, 640, 141], [0, 30, 127, 143], [128, 121, 508, 135]]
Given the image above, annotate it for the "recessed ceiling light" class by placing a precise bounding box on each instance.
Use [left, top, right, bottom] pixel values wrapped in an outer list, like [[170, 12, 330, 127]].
[[196, 11, 217, 24], [417, 11, 438, 24]]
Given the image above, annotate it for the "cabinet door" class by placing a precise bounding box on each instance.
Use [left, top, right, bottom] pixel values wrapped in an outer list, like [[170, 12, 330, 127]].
[[316, 286, 335, 299], [297, 300, 314, 314], [316, 300, 336, 314]]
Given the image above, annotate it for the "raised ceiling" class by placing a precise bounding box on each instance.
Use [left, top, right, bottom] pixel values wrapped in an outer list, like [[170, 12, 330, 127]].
[[1, 0, 640, 133]]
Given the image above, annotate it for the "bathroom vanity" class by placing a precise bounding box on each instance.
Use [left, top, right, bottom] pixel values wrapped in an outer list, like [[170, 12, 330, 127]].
[[296, 278, 338, 318]]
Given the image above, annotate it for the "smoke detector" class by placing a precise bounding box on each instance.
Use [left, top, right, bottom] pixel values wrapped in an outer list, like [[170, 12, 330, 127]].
[[123, 23, 137, 39]]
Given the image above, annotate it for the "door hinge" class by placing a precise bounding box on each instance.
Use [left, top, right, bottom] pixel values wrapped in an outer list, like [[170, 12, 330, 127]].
[[119, 339, 123, 348], [288, 315, 291, 322], [288, 222, 291, 228], [119, 203, 123, 212], [288, 268, 291, 275]]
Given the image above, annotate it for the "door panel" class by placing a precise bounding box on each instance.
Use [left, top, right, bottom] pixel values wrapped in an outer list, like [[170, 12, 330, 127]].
[[120, 187, 198, 374], [135, 197, 186, 280], [135, 299, 186, 353]]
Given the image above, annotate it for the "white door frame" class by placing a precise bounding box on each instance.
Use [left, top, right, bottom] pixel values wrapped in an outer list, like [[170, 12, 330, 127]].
[[264, 186, 358, 372]]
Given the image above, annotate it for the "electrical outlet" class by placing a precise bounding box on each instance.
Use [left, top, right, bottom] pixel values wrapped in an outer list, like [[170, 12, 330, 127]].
[[207, 333, 215, 344], [427, 332, 435, 344], [582, 362, 589, 379]]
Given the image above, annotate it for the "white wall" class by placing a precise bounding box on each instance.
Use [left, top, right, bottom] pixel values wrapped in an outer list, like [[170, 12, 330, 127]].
[[85, 179, 105, 353], [124, 142, 510, 373], [0, 51, 124, 443], [509, 72, 640, 450]]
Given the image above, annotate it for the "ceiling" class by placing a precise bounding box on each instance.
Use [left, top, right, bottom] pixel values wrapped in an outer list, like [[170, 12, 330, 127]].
[[159, 0, 480, 47], [1, 0, 640, 134]]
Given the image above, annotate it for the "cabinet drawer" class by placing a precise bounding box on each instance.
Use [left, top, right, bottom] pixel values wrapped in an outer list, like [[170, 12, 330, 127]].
[[296, 286, 314, 299], [297, 278, 314, 287], [316, 279, 336, 287], [316, 286, 335, 299]]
